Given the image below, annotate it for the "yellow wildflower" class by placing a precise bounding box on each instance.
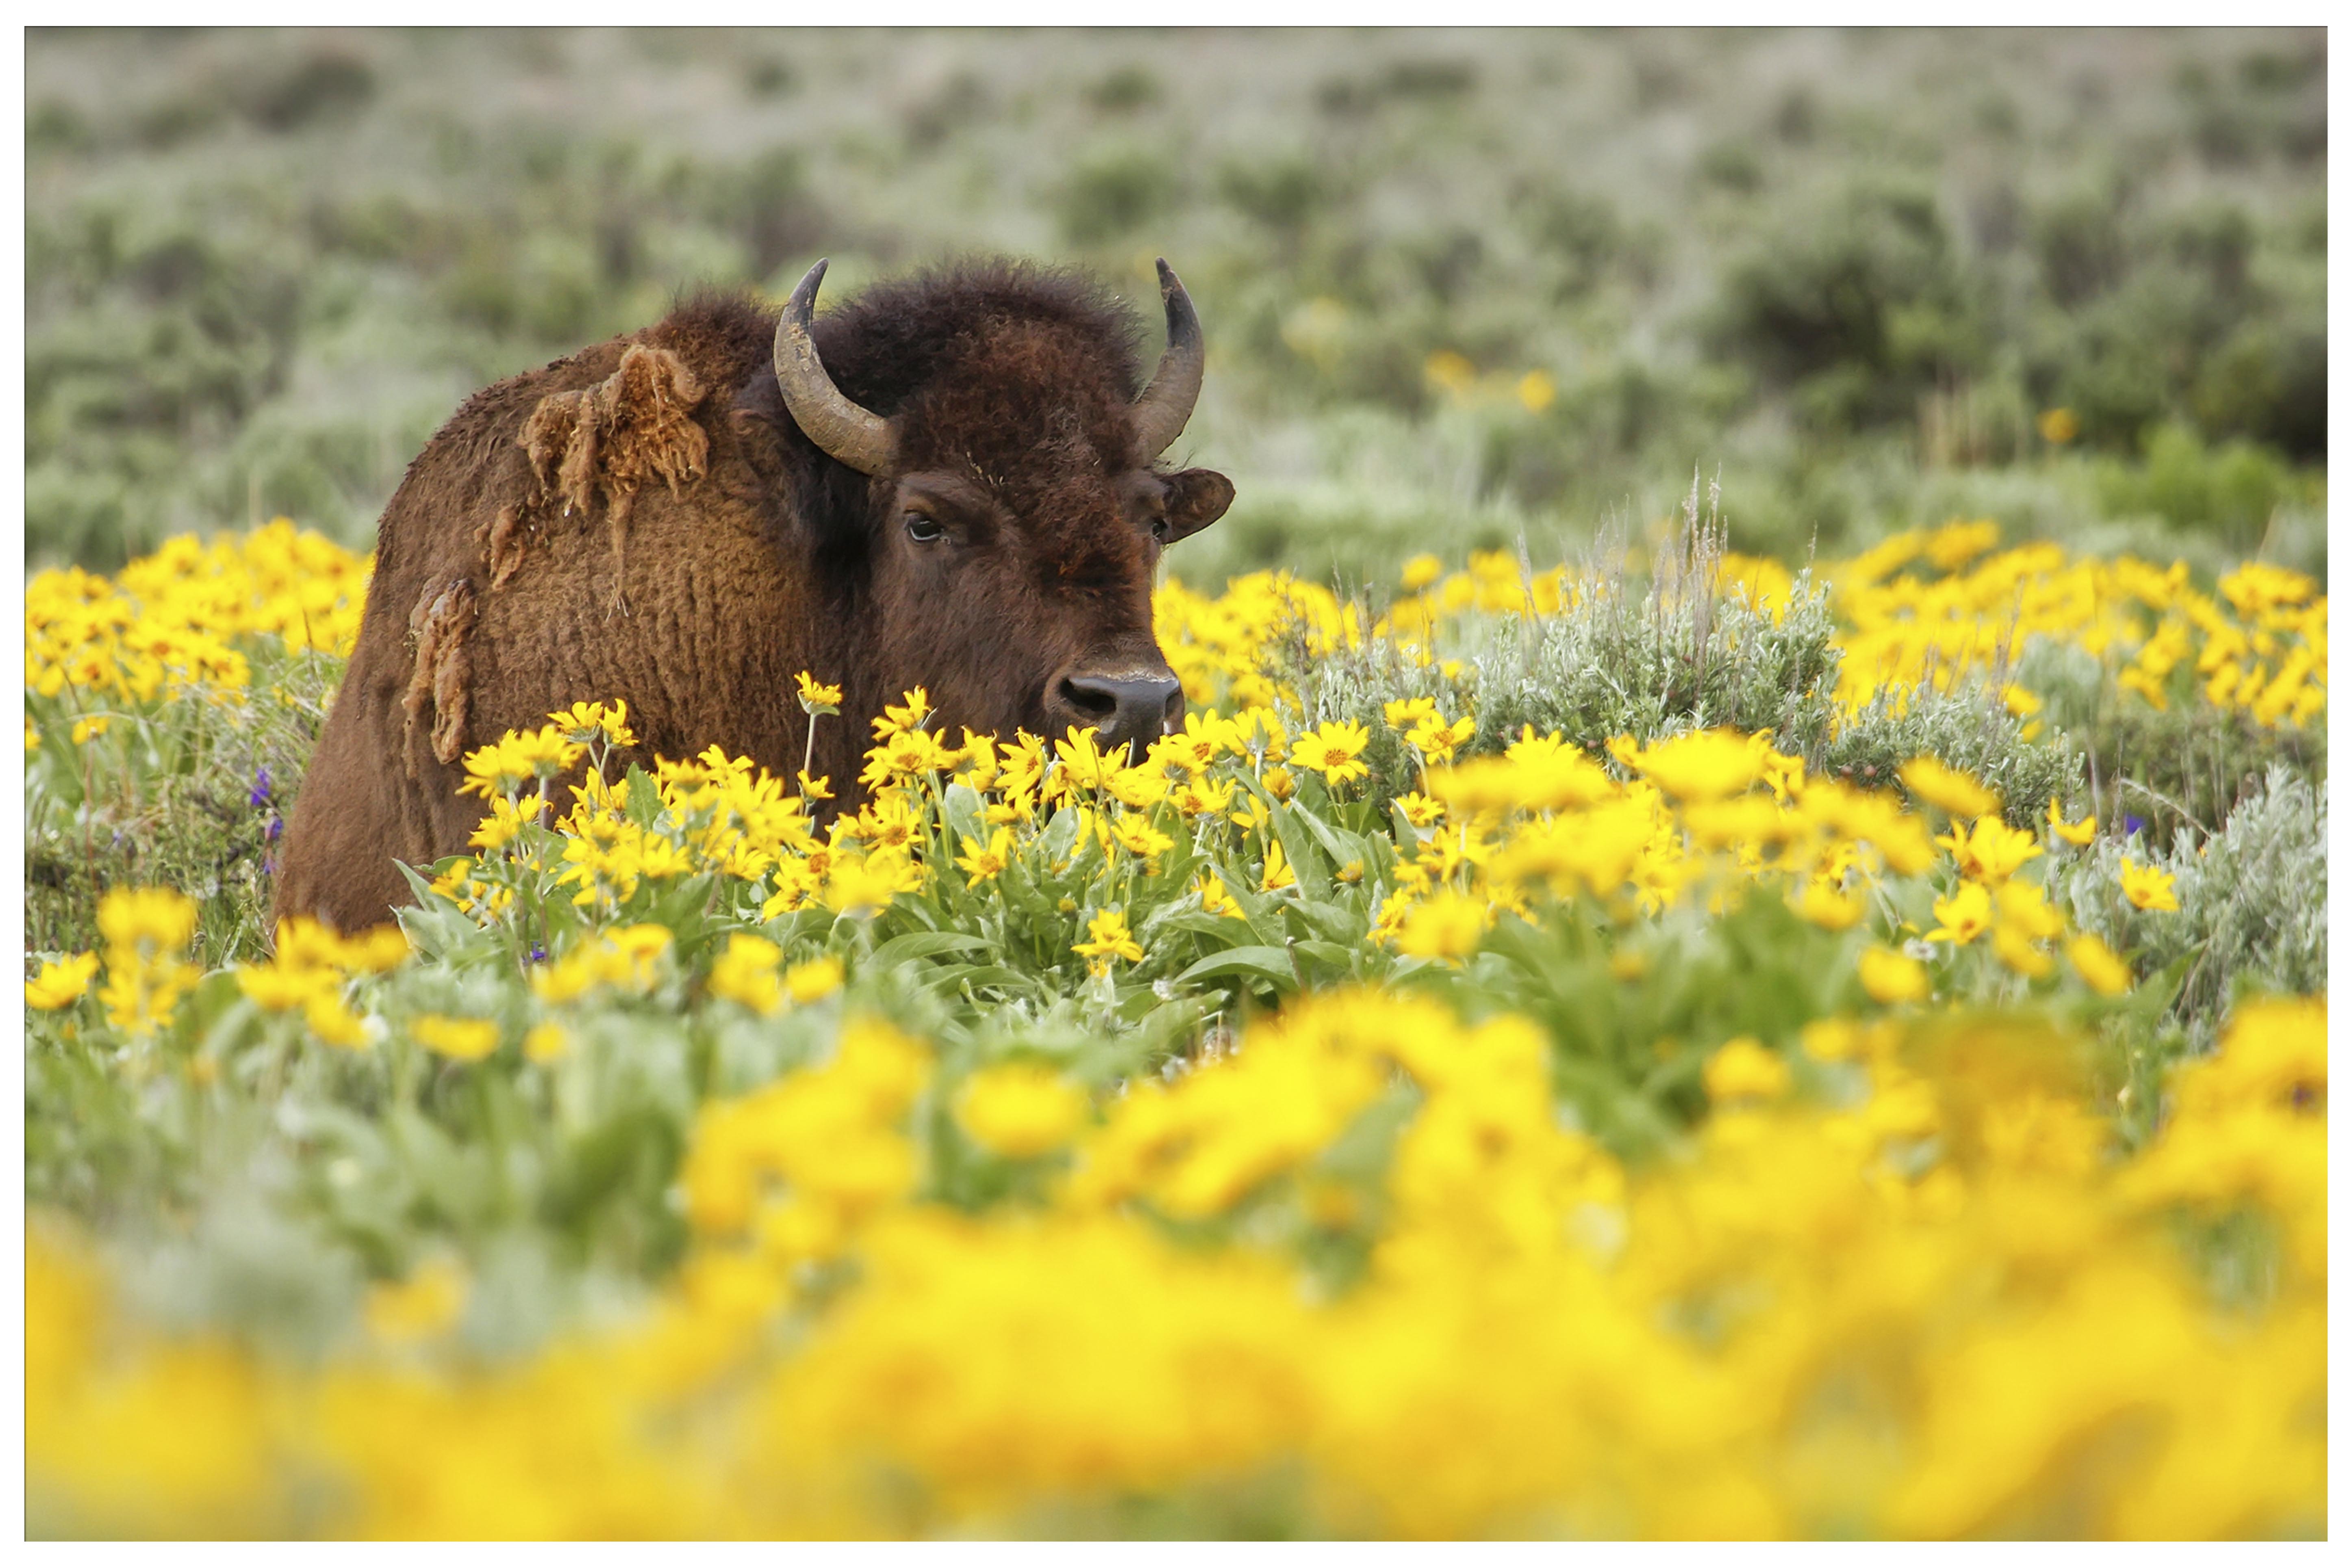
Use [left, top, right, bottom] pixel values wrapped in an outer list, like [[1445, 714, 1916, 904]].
[[1898, 757, 2001, 819], [547, 698, 636, 748], [795, 671, 843, 712], [1108, 814, 1174, 865], [870, 686, 931, 739], [1859, 946, 1930, 1005], [957, 827, 1016, 883], [1935, 816, 2043, 883], [1926, 882, 1994, 944], [412, 1014, 501, 1062], [26, 952, 100, 1010], [1611, 728, 1760, 802], [786, 956, 846, 1005], [1704, 1037, 1791, 1105], [1073, 909, 1145, 972], [1793, 880, 1866, 932], [2068, 933, 2133, 995], [2048, 798, 2097, 846], [97, 887, 197, 955], [1198, 873, 1245, 921], [1395, 891, 1489, 961], [957, 1063, 1088, 1159], [2117, 857, 2179, 912], [1992, 923, 2054, 978], [709, 934, 784, 1016]]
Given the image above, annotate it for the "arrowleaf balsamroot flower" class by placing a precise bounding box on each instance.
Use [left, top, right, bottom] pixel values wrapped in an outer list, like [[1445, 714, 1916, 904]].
[[1898, 757, 2001, 819], [1934, 816, 2042, 882], [97, 886, 197, 954], [956, 827, 1016, 883], [1859, 946, 1931, 1004], [411, 1014, 501, 1061], [549, 698, 636, 749], [785, 956, 845, 1005], [2117, 857, 2180, 912], [794, 671, 843, 714], [1198, 872, 1244, 920], [2047, 798, 2098, 846], [709, 934, 784, 1015], [1073, 909, 1145, 973], [1108, 814, 1174, 866], [1926, 882, 1994, 945], [94, 887, 200, 1036], [25, 952, 99, 1009], [2067, 933, 2134, 995], [957, 1063, 1089, 1159], [1394, 889, 1490, 961], [1703, 1036, 1791, 1106], [1793, 880, 1866, 931], [871, 686, 931, 739], [1992, 923, 2055, 977], [1610, 728, 1761, 801]]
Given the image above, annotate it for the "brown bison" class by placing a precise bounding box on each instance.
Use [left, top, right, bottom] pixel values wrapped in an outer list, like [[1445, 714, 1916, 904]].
[[276, 257, 1234, 930]]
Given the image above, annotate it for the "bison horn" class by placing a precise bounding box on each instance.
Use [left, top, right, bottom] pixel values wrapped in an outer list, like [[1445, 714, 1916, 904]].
[[1131, 258, 1205, 460], [773, 259, 898, 477]]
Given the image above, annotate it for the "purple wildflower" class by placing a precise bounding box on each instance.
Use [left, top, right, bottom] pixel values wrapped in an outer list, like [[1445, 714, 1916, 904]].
[[249, 767, 274, 809]]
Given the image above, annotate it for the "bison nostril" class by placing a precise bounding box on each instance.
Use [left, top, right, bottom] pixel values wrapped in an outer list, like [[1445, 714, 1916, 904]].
[[1057, 671, 1182, 748], [1059, 676, 1120, 723]]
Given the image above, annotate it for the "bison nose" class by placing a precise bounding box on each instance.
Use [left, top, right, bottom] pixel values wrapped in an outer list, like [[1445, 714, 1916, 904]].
[[1054, 669, 1183, 759]]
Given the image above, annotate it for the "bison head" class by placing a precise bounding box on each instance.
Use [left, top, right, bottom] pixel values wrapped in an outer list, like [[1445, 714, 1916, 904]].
[[772, 258, 1233, 765]]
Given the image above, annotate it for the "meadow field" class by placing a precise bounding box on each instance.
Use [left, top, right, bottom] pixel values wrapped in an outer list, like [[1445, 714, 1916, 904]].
[[21, 26, 2330, 1540]]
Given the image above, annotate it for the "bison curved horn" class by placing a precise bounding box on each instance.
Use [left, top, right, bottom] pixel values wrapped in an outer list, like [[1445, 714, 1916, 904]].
[[1131, 258, 1205, 460], [773, 259, 898, 477]]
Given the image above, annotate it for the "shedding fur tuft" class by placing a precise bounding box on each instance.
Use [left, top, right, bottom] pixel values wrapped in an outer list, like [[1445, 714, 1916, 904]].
[[504, 344, 712, 600], [402, 578, 479, 770]]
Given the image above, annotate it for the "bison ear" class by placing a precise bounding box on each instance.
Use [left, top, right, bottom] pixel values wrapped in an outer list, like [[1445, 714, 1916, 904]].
[[1163, 468, 1235, 544]]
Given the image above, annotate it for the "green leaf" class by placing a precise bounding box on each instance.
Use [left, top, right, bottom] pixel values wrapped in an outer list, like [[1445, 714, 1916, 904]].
[[930, 964, 1043, 997], [870, 930, 996, 968], [623, 764, 663, 827], [944, 783, 989, 843], [1288, 801, 1366, 877], [1290, 939, 1359, 975], [1174, 945, 1300, 988]]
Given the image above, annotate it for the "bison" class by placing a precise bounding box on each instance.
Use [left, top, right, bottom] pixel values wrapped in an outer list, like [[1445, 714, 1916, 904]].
[[276, 256, 1235, 931]]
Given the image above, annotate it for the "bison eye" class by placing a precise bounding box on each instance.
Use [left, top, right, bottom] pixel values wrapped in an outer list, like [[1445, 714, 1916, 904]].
[[1150, 518, 1170, 543], [904, 511, 943, 543]]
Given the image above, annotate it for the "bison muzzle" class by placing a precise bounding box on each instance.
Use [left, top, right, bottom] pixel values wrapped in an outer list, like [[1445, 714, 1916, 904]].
[[276, 256, 1235, 931]]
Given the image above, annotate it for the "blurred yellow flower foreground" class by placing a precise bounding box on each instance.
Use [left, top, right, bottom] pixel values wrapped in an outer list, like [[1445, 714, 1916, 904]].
[[22, 520, 2328, 1539], [26, 996, 2326, 1538]]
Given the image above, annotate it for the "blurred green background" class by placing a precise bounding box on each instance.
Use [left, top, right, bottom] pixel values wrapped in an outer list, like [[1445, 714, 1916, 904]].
[[26, 27, 2327, 585]]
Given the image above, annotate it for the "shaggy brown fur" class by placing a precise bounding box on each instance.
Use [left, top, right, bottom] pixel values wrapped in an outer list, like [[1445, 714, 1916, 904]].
[[276, 260, 1234, 931]]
